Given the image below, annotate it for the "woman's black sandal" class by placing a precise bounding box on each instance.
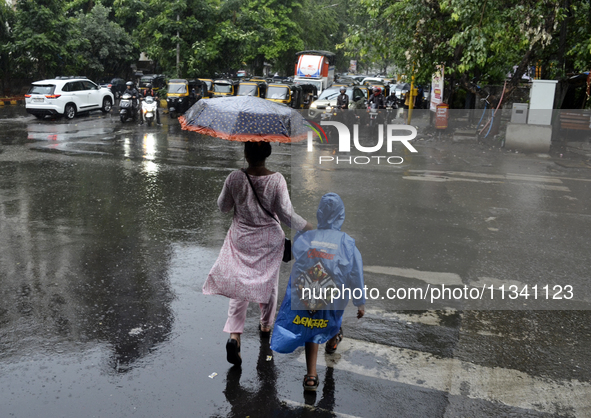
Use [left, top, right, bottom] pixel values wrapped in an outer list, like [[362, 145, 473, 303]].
[[303, 375, 319, 392], [258, 323, 271, 338], [226, 338, 242, 366], [325, 328, 343, 354]]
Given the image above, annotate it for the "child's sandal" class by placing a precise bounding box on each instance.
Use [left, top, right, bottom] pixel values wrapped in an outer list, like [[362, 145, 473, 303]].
[[303, 375, 319, 392], [325, 327, 343, 354]]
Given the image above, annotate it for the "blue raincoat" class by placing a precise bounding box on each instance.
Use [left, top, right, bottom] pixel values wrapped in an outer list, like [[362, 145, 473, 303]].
[[270, 193, 365, 354]]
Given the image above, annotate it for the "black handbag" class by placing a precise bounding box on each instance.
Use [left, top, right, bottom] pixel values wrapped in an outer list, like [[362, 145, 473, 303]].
[[243, 169, 293, 262]]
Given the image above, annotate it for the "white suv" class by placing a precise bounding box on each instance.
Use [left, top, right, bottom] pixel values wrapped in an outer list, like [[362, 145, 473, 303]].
[[25, 77, 114, 119]]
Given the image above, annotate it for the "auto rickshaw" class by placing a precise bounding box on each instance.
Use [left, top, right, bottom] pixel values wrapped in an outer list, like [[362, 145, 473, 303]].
[[265, 82, 303, 109], [358, 86, 370, 101], [211, 79, 239, 98], [297, 83, 318, 109], [237, 80, 267, 98], [166, 78, 190, 118], [198, 78, 214, 98], [139, 74, 166, 95], [188, 79, 208, 103]]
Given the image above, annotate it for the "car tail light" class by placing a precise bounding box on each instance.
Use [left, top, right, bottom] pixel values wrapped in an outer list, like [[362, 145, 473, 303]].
[[108, 84, 113, 89], [25, 94, 31, 98], [45, 95, 61, 99]]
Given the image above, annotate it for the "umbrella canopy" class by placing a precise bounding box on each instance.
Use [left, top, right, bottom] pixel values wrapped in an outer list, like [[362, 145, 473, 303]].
[[179, 95, 309, 143]]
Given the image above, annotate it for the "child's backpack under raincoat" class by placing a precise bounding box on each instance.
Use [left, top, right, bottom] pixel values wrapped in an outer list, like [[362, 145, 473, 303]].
[[270, 193, 364, 354]]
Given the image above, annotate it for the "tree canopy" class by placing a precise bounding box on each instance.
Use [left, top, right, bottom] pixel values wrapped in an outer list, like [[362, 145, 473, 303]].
[[1, 0, 590, 105]]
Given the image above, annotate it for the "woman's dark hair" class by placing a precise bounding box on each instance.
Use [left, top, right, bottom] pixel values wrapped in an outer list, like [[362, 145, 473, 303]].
[[244, 141, 272, 162]]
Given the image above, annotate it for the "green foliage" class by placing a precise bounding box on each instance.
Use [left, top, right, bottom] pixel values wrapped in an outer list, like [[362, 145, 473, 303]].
[[13, 0, 74, 79], [0, 0, 16, 84], [5, 0, 589, 91], [341, 0, 591, 99], [73, 4, 135, 79]]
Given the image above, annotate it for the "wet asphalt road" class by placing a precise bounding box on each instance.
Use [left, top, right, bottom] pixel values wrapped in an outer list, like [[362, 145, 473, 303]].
[[0, 105, 591, 417]]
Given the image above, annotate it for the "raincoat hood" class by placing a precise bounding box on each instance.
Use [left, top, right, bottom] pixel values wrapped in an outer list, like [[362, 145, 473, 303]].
[[317, 193, 345, 231]]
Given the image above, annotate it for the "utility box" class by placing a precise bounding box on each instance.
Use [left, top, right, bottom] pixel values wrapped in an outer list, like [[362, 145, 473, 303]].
[[511, 103, 528, 124], [528, 79, 557, 125]]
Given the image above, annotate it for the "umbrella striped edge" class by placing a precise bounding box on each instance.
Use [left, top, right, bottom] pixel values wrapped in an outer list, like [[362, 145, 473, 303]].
[[178, 115, 307, 144]]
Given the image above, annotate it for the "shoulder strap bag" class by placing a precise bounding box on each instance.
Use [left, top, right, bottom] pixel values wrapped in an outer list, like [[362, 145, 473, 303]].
[[242, 169, 292, 263]]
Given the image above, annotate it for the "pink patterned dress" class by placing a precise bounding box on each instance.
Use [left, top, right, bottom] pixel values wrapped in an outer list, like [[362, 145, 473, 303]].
[[203, 170, 307, 304]]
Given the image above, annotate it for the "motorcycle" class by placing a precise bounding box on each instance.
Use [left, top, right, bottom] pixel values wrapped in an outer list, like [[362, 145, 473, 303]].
[[142, 96, 158, 126], [119, 92, 138, 123], [320, 106, 339, 140], [321, 105, 337, 122]]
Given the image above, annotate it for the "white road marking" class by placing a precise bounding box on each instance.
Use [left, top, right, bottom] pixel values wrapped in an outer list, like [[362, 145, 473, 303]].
[[408, 170, 564, 184], [403, 174, 570, 191], [363, 266, 463, 286], [364, 308, 454, 327], [298, 339, 591, 417], [403, 175, 501, 184]]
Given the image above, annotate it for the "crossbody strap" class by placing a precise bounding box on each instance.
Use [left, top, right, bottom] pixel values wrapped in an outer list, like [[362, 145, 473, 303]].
[[242, 169, 280, 224]]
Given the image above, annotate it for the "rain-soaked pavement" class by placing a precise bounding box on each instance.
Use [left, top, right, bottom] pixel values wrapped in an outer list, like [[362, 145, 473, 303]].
[[1, 105, 591, 417]]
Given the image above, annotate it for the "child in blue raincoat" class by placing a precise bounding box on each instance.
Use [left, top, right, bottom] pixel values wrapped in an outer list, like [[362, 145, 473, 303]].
[[270, 193, 365, 392]]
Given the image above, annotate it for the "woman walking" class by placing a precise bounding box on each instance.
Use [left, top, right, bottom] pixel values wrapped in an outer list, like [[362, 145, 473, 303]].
[[203, 141, 312, 366]]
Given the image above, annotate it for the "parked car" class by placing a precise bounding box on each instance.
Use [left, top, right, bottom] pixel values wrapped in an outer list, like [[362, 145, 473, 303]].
[[351, 75, 369, 83], [361, 77, 387, 87], [25, 76, 114, 119], [98, 77, 126, 99], [308, 86, 367, 120]]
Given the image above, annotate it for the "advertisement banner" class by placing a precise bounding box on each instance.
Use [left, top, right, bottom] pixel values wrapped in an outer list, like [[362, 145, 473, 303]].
[[430, 65, 444, 112], [349, 60, 357, 73]]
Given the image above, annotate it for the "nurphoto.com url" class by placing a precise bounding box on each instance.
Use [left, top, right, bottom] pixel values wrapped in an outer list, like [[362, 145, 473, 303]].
[[301, 283, 575, 305]]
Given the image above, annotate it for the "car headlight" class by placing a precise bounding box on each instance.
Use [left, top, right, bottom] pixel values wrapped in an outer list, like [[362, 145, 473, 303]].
[[310, 103, 317, 109], [325, 106, 333, 112]]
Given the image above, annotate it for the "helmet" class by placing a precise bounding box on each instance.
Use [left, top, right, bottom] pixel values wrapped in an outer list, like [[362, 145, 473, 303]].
[[373, 87, 382, 94], [340, 87, 346, 93], [126, 81, 134, 87], [146, 83, 152, 89]]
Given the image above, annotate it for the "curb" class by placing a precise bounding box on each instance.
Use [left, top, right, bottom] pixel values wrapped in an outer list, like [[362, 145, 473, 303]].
[[0, 99, 24, 106]]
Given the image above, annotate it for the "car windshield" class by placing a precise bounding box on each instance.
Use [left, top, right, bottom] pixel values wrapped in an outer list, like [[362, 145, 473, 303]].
[[266, 87, 289, 100], [28, 85, 55, 95], [318, 89, 341, 100], [214, 84, 233, 93], [168, 84, 187, 94], [238, 84, 258, 96]]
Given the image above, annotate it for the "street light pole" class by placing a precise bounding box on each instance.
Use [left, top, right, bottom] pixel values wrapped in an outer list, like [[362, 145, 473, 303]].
[[176, 12, 180, 77]]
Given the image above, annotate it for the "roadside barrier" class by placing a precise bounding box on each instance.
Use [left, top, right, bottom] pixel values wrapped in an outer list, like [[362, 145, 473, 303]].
[[0, 97, 24, 106]]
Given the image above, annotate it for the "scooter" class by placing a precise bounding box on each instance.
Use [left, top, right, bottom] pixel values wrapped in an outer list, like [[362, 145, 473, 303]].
[[141, 96, 158, 126], [321, 105, 337, 122], [119, 93, 138, 123]]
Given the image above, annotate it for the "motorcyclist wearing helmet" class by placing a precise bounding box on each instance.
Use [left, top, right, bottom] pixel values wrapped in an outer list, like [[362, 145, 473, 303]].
[[336, 87, 349, 110], [125, 81, 141, 121], [140, 83, 162, 126], [142, 83, 156, 98], [368, 86, 386, 109]]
